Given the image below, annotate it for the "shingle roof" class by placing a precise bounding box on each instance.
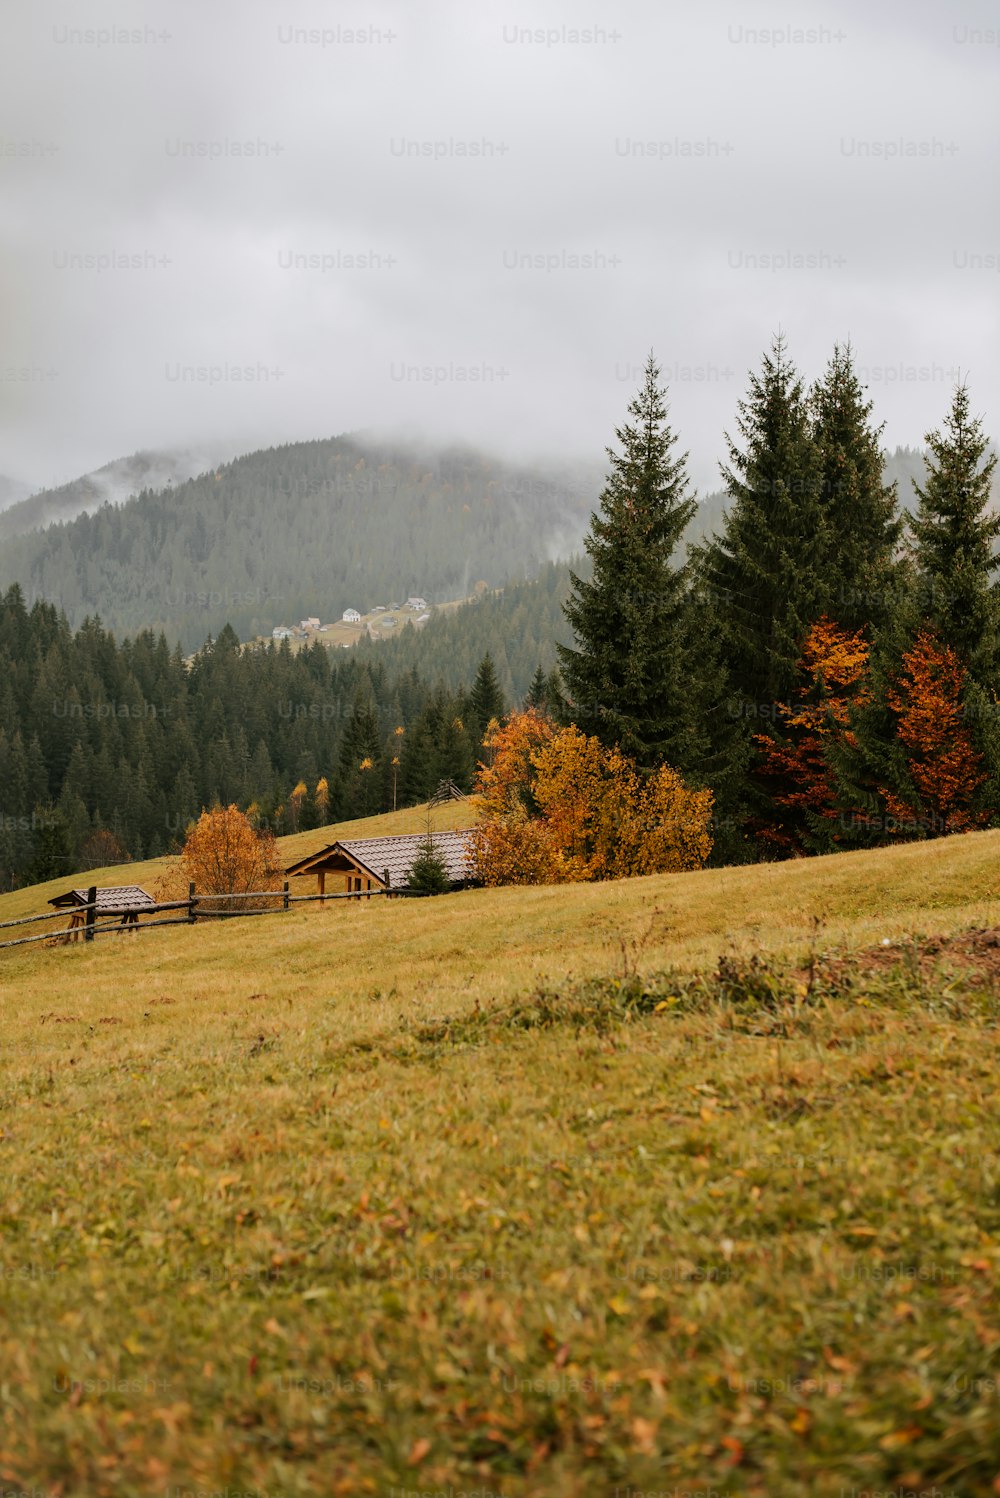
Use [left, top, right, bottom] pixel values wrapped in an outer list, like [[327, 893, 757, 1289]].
[[49, 885, 155, 911], [338, 830, 475, 889]]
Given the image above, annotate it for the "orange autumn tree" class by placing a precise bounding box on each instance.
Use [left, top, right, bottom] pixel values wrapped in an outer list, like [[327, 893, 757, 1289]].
[[755, 618, 871, 854], [472, 711, 714, 885], [177, 803, 283, 912], [881, 630, 989, 836]]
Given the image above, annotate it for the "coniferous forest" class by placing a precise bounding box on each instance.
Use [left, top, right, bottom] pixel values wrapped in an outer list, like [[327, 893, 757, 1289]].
[[0, 334, 997, 889]]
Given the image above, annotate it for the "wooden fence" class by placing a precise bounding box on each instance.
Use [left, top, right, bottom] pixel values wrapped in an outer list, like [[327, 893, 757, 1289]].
[[0, 880, 425, 954]]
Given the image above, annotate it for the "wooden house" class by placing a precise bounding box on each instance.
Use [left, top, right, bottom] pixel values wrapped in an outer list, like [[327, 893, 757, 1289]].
[[284, 830, 476, 901]]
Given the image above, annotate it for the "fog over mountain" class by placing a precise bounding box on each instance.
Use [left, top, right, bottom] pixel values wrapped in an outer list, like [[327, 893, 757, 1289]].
[[0, 476, 33, 513], [0, 447, 229, 541]]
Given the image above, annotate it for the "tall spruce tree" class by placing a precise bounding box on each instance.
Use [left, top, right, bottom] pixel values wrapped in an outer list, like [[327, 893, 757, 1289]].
[[557, 353, 698, 770], [811, 342, 903, 634], [337, 690, 383, 818], [524, 665, 549, 711], [466, 652, 507, 757], [700, 334, 827, 714], [910, 382, 1000, 680]]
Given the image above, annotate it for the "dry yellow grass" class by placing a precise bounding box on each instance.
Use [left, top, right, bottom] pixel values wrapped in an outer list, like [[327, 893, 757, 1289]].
[[2, 822, 999, 1030], [3, 827, 1000, 1494]]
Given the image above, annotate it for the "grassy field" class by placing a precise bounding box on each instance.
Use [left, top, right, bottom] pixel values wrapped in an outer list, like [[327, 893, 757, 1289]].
[[2, 826, 1000, 1494]]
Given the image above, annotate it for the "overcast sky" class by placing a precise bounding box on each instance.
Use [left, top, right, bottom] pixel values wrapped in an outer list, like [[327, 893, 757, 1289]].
[[2, 0, 998, 496]]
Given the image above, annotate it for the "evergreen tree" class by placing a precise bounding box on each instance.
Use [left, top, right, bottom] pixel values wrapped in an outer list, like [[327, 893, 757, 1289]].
[[524, 665, 549, 711], [467, 653, 507, 747], [557, 353, 698, 770], [910, 383, 1000, 680], [406, 833, 451, 895], [810, 342, 903, 633], [398, 713, 437, 805], [436, 710, 476, 792], [337, 690, 383, 818], [699, 333, 827, 714], [29, 805, 73, 883]]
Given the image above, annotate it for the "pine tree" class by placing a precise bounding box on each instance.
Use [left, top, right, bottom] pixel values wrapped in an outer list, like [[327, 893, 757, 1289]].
[[398, 714, 438, 805], [436, 711, 476, 792], [910, 382, 1000, 680], [524, 665, 549, 711], [693, 335, 833, 851], [29, 805, 72, 883], [810, 342, 903, 633], [406, 833, 451, 895], [469, 652, 506, 725], [466, 653, 507, 751], [337, 690, 383, 817], [699, 333, 827, 714], [557, 352, 698, 770]]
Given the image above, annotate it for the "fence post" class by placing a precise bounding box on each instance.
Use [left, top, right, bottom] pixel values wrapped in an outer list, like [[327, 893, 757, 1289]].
[[188, 882, 197, 924], [283, 880, 289, 911], [383, 867, 390, 900], [84, 885, 97, 942]]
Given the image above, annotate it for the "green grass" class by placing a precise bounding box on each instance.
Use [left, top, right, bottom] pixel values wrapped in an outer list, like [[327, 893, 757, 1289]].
[[2, 828, 1000, 1494]]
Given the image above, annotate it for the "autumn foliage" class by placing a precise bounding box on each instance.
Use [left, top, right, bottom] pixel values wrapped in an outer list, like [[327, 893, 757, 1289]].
[[882, 631, 988, 835], [157, 804, 283, 912], [756, 619, 990, 849], [472, 711, 713, 885], [755, 618, 871, 852]]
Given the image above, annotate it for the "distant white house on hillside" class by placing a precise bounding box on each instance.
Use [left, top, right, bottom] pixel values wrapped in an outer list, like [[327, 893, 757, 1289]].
[[342, 608, 361, 623], [406, 596, 427, 611], [301, 616, 320, 631], [272, 625, 294, 639]]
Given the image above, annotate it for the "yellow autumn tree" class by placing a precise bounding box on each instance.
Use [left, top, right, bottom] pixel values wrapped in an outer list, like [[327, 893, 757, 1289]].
[[471, 709, 567, 884], [287, 780, 307, 833], [472, 713, 713, 886]]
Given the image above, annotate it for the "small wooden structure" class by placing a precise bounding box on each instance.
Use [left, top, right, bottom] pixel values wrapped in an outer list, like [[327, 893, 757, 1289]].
[[284, 831, 475, 902], [428, 778, 468, 806], [48, 885, 155, 941]]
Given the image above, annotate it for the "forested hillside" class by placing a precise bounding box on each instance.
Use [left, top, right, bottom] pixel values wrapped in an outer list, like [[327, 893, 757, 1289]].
[[0, 584, 527, 889], [0, 436, 603, 650], [2, 434, 984, 661], [353, 559, 579, 702]]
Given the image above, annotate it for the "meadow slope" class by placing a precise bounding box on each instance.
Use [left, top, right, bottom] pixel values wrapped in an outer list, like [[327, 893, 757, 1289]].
[[2, 827, 1000, 1494]]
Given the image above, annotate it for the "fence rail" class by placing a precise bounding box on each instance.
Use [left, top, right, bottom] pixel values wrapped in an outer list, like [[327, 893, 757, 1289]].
[[0, 880, 426, 953]]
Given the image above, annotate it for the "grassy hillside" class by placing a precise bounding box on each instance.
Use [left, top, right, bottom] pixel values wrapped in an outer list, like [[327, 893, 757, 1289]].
[[2, 830, 1000, 1494]]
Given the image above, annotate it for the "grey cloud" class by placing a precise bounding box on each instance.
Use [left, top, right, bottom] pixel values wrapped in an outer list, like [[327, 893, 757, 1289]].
[[1, 0, 997, 497]]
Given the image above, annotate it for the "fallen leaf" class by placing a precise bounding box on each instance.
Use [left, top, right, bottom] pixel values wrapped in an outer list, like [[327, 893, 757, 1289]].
[[631, 1417, 657, 1454]]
